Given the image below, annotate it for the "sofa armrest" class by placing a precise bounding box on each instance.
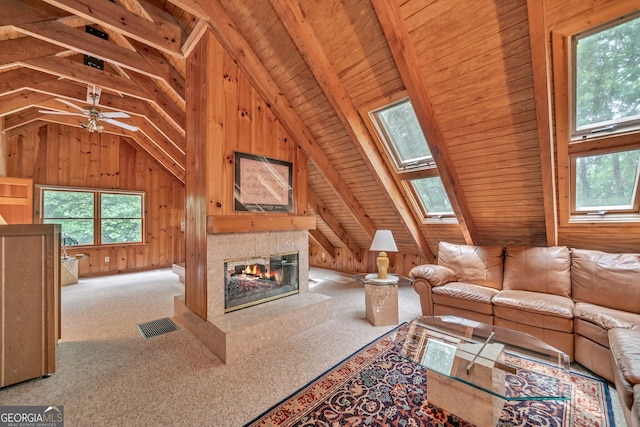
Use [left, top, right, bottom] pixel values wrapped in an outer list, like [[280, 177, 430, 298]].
[[409, 264, 457, 287], [409, 265, 458, 316]]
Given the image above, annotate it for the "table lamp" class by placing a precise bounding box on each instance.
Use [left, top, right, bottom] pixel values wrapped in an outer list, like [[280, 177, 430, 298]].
[[370, 230, 398, 279]]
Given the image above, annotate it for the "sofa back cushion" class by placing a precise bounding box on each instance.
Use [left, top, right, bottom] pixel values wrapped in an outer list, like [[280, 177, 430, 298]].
[[437, 241, 504, 290], [572, 248, 640, 314], [503, 246, 571, 297]]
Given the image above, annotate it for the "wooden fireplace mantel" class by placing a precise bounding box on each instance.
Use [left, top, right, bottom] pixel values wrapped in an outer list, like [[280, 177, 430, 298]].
[[206, 214, 316, 234]]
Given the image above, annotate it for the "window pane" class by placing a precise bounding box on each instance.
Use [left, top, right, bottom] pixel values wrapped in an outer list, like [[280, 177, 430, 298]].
[[412, 177, 453, 215], [575, 16, 640, 130], [575, 149, 640, 210], [101, 219, 142, 244], [101, 194, 142, 218], [374, 99, 432, 167], [43, 190, 95, 245], [43, 190, 93, 218], [44, 218, 94, 245], [100, 193, 142, 244]]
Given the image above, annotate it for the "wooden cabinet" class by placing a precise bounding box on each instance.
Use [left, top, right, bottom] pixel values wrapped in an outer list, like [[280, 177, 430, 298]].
[[0, 177, 33, 224], [0, 224, 60, 387]]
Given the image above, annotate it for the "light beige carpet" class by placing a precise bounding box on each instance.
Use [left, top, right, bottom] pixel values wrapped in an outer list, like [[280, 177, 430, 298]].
[[0, 268, 424, 426], [0, 268, 626, 426]]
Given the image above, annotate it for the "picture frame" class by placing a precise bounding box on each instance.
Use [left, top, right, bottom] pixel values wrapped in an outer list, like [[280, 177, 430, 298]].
[[234, 152, 293, 213]]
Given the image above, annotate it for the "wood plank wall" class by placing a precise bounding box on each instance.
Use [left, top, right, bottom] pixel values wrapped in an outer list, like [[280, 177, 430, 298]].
[[6, 123, 185, 276], [205, 51, 309, 217], [309, 242, 431, 276]]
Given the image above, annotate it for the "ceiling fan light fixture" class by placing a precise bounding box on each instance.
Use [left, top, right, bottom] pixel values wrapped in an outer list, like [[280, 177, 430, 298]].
[[84, 119, 103, 133]]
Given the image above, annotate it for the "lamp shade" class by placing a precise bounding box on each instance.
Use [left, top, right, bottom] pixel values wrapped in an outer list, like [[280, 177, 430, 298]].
[[369, 230, 398, 252]]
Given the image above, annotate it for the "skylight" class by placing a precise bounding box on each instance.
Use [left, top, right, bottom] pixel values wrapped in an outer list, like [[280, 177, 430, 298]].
[[410, 176, 453, 218], [370, 98, 433, 172]]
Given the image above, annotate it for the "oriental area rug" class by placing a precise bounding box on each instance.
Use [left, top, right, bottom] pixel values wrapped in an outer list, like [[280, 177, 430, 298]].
[[246, 325, 615, 427]]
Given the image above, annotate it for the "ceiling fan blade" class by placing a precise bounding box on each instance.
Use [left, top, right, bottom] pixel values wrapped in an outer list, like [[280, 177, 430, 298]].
[[56, 98, 90, 115], [100, 111, 130, 119], [102, 118, 139, 132], [38, 109, 87, 117]]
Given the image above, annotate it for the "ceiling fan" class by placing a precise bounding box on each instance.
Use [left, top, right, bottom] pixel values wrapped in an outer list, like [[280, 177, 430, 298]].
[[39, 87, 139, 133]]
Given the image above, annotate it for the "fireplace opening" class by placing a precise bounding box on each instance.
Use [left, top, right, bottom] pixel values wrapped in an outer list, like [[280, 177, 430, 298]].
[[224, 251, 299, 312]]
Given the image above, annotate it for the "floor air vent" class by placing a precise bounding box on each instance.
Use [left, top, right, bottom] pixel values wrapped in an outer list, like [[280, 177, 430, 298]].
[[137, 317, 179, 339]]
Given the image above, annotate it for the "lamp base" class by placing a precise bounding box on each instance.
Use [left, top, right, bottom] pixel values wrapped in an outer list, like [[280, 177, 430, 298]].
[[376, 251, 389, 279]]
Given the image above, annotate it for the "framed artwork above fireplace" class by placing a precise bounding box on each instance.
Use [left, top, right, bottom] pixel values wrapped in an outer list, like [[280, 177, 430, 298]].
[[234, 152, 293, 213]]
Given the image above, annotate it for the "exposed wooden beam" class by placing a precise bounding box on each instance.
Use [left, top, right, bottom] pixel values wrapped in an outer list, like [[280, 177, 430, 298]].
[[0, 90, 54, 116], [14, 20, 164, 80], [0, 37, 63, 67], [271, 0, 433, 260], [29, 79, 185, 146], [371, 0, 479, 245], [20, 56, 149, 100], [0, 0, 68, 25], [34, 98, 185, 170], [128, 39, 186, 105], [308, 229, 336, 259], [200, 0, 378, 240], [40, 0, 183, 57], [527, 0, 558, 246], [128, 71, 186, 129], [19, 56, 185, 131], [308, 191, 362, 262], [7, 107, 185, 183], [166, 0, 206, 18], [0, 68, 58, 95], [0, 117, 6, 177]]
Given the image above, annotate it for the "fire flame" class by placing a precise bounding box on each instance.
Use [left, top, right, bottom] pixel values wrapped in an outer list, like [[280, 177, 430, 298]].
[[240, 263, 279, 283]]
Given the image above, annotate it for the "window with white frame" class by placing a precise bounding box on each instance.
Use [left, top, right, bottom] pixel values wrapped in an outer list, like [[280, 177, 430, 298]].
[[553, 9, 640, 223], [409, 176, 454, 218], [364, 95, 455, 222], [572, 148, 640, 215], [42, 187, 144, 246], [369, 97, 434, 171], [572, 13, 640, 140]]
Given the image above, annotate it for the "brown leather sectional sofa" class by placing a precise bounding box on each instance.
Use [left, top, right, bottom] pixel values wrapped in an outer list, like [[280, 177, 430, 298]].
[[409, 241, 640, 426]]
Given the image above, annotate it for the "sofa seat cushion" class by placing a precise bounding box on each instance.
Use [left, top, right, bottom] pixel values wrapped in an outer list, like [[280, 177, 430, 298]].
[[432, 282, 498, 315], [574, 302, 640, 330], [492, 290, 574, 333], [574, 318, 610, 348]]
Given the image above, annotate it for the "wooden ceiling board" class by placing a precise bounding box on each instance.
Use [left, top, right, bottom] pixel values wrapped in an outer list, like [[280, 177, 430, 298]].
[[398, 0, 547, 247]]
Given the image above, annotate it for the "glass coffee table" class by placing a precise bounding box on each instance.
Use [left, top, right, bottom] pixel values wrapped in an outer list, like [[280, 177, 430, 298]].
[[394, 316, 571, 427], [353, 273, 413, 326]]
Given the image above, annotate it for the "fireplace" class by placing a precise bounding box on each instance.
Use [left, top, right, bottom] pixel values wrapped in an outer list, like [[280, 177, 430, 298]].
[[225, 252, 299, 312], [175, 229, 333, 363]]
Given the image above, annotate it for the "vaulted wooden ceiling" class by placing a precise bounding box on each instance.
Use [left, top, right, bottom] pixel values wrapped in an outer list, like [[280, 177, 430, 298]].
[[2, 0, 604, 260]]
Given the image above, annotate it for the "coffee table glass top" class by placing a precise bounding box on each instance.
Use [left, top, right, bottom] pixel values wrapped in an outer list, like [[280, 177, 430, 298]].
[[353, 273, 413, 286], [394, 316, 572, 401]]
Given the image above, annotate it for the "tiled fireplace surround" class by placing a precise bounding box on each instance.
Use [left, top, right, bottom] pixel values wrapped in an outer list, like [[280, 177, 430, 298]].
[[175, 230, 333, 363]]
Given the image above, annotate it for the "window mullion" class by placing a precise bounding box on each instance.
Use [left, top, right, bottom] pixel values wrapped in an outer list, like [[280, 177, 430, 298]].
[[95, 192, 101, 246]]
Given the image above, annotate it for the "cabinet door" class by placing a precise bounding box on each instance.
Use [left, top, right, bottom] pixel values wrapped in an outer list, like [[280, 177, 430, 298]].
[[0, 224, 58, 388], [1, 234, 46, 387]]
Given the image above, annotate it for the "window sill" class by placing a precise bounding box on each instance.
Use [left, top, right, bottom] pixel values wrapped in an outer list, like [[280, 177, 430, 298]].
[[568, 214, 640, 224]]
